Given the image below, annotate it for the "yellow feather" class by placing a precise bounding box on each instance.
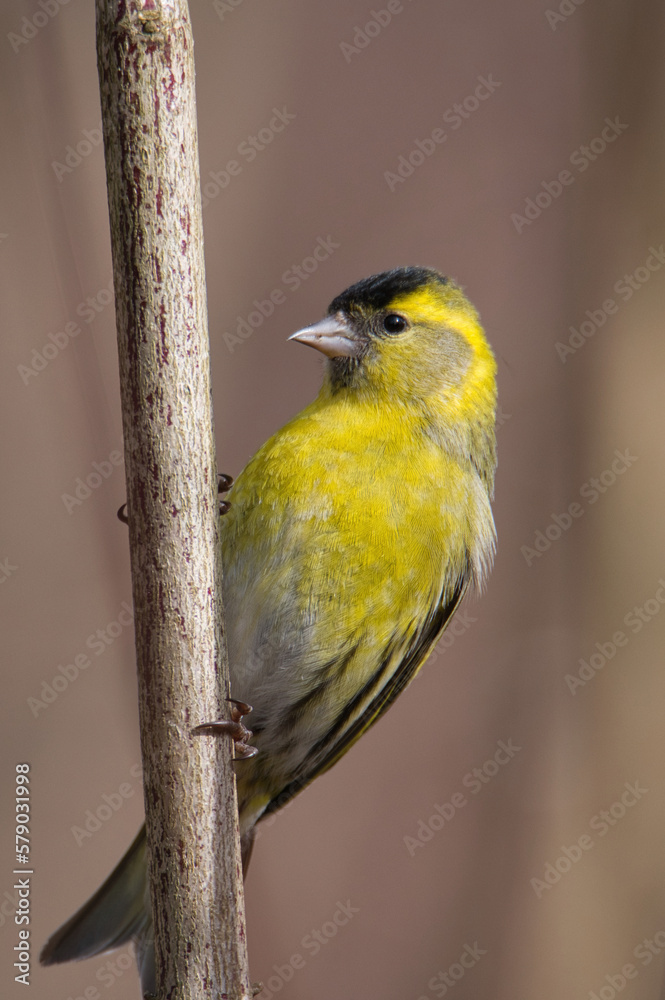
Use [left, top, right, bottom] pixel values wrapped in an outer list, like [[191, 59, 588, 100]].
[[41, 268, 498, 994]]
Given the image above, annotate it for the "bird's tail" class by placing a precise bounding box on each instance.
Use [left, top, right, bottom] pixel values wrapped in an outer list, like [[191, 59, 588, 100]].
[[41, 821, 257, 996], [40, 826, 150, 969]]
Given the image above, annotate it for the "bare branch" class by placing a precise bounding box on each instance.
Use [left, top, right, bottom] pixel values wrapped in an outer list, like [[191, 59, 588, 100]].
[[96, 1, 252, 996]]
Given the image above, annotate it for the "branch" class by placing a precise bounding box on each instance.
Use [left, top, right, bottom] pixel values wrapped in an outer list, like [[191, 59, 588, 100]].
[[95, 2, 252, 997]]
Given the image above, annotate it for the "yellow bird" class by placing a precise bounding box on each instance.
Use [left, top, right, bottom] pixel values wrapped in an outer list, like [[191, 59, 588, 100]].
[[41, 266, 497, 993]]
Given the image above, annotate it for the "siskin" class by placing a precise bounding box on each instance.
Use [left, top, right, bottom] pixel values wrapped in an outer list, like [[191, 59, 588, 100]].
[[41, 266, 497, 993]]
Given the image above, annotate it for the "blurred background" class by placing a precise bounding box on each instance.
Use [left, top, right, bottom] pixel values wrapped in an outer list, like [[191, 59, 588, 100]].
[[2, 1, 665, 998]]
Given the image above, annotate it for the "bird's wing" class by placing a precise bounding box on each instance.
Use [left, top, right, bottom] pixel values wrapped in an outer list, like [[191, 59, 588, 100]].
[[261, 574, 469, 818]]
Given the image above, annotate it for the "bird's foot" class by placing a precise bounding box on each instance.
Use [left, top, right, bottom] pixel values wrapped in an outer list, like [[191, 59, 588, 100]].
[[117, 473, 234, 524], [218, 472, 234, 515], [193, 699, 258, 759]]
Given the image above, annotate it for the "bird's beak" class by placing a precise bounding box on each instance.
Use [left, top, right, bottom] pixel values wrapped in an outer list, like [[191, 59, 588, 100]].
[[288, 314, 360, 358]]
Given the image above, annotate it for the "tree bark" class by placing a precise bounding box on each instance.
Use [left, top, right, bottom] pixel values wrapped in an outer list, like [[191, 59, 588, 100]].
[[95, 2, 252, 997]]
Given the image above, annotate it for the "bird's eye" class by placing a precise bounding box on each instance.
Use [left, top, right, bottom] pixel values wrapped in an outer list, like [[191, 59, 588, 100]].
[[383, 313, 407, 335]]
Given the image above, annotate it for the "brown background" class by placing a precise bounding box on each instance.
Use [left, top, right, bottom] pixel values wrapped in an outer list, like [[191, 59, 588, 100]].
[[2, 1, 665, 998]]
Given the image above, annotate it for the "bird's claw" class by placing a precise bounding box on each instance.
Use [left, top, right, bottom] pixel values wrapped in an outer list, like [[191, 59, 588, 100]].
[[193, 699, 258, 759], [228, 698, 252, 717], [119, 474, 234, 523], [218, 473, 233, 515]]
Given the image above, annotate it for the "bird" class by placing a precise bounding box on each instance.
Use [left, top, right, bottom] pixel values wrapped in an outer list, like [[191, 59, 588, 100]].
[[41, 266, 497, 994]]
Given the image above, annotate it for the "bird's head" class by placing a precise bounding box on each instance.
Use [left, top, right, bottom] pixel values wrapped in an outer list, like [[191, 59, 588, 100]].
[[290, 267, 497, 459]]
